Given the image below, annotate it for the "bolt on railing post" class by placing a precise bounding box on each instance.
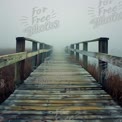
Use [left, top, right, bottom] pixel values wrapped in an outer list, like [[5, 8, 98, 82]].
[[70, 44, 74, 56], [98, 38, 109, 86], [15, 37, 25, 86], [32, 42, 38, 70], [83, 42, 88, 69], [76, 43, 79, 61]]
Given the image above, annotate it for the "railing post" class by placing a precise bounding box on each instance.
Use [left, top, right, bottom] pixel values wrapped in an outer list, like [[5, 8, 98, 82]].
[[98, 37, 109, 86], [32, 42, 38, 70], [43, 44, 47, 61], [47, 45, 50, 57], [39, 43, 44, 64], [15, 37, 25, 86], [48, 45, 52, 57], [83, 42, 88, 69], [50, 46, 53, 56], [70, 44, 74, 56], [76, 43, 79, 61]]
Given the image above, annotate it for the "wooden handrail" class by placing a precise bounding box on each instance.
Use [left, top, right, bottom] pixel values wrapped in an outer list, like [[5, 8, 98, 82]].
[[0, 49, 51, 69], [66, 37, 122, 87], [0, 37, 53, 87], [70, 49, 122, 68], [72, 37, 109, 45], [17, 37, 50, 47]]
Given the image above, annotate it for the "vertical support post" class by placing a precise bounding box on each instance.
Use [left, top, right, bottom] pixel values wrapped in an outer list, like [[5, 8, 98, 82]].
[[49, 45, 52, 57], [98, 37, 109, 86], [15, 37, 25, 86], [39, 43, 44, 65], [76, 43, 79, 61], [70, 44, 74, 56], [47, 45, 50, 57], [48, 45, 51, 57], [32, 42, 38, 70], [43, 44, 47, 61], [83, 42, 88, 69]]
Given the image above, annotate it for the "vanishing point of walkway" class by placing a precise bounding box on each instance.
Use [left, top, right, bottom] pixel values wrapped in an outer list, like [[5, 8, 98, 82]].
[[0, 52, 122, 122]]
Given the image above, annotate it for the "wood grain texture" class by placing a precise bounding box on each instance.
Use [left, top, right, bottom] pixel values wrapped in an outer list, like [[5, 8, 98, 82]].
[[0, 52, 122, 121]]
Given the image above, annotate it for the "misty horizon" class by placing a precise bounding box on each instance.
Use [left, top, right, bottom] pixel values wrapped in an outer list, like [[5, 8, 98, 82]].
[[0, 0, 122, 57]]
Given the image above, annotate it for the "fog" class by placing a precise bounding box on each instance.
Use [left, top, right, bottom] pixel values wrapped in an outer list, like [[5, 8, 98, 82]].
[[0, 0, 122, 56]]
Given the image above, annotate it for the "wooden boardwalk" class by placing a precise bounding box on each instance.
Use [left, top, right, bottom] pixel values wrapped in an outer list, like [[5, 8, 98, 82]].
[[0, 52, 122, 121]]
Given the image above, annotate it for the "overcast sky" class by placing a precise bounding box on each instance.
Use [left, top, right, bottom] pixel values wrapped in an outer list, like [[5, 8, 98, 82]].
[[0, 0, 122, 56]]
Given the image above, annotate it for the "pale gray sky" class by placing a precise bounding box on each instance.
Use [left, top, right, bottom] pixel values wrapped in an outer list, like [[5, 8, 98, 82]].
[[0, 0, 122, 56]]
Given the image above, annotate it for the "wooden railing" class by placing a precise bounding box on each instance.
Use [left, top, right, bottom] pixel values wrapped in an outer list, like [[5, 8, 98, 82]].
[[0, 37, 53, 86], [66, 37, 122, 86]]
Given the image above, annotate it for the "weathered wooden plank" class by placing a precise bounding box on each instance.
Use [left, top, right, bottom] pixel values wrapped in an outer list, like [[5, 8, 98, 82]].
[[31, 72, 89, 75], [10, 94, 111, 98], [0, 117, 121, 122], [2, 100, 116, 106], [18, 84, 102, 88], [26, 75, 94, 81], [1, 98, 119, 108], [1, 105, 121, 111], [13, 90, 107, 95], [2, 115, 122, 120], [4, 94, 112, 101], [18, 87, 103, 90], [1, 109, 122, 115], [23, 83, 98, 86]]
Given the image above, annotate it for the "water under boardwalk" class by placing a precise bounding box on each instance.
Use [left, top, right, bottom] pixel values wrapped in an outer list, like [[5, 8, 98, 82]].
[[0, 52, 122, 121]]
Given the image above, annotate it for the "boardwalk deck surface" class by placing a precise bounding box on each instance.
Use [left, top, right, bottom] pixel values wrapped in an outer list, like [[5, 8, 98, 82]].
[[0, 52, 122, 121]]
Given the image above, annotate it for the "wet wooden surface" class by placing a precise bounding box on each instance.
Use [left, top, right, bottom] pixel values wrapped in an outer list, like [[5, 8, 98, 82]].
[[0, 52, 122, 122]]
